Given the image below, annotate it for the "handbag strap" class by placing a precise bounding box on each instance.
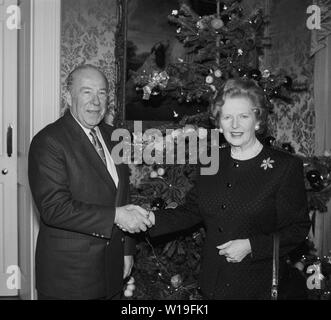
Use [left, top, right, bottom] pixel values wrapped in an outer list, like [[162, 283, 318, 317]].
[[271, 233, 279, 300]]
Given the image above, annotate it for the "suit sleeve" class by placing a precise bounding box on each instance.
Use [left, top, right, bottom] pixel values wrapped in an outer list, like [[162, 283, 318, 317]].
[[249, 157, 311, 261], [28, 133, 115, 239], [148, 183, 203, 237]]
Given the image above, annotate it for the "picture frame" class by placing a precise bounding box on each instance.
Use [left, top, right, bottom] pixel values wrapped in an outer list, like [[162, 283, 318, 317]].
[[115, 0, 214, 126]]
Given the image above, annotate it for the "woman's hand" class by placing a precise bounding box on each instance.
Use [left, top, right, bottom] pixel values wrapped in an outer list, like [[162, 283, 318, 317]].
[[217, 239, 252, 263]]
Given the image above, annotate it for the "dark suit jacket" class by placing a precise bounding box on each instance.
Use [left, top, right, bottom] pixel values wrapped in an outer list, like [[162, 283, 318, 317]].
[[28, 111, 135, 299], [149, 145, 310, 299]]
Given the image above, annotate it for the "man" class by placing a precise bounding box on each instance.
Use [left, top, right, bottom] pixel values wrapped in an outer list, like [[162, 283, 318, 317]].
[[28, 64, 152, 300]]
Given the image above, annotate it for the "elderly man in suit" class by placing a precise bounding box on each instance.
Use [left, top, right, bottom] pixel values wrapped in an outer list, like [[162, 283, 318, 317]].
[[28, 64, 152, 300]]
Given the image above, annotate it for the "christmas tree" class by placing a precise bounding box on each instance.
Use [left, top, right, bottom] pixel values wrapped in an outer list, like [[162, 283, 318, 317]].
[[132, 0, 292, 120], [125, 0, 331, 300]]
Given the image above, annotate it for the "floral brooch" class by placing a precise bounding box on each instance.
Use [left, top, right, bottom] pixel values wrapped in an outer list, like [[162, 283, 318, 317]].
[[261, 157, 275, 170]]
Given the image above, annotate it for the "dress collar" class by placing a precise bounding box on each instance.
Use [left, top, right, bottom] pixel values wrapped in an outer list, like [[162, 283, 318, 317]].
[[230, 139, 263, 161]]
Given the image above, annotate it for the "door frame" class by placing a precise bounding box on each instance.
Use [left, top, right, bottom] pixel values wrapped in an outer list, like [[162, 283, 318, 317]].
[[18, 0, 61, 300]]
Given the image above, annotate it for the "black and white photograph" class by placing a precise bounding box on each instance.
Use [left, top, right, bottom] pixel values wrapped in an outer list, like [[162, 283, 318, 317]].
[[0, 0, 331, 305]]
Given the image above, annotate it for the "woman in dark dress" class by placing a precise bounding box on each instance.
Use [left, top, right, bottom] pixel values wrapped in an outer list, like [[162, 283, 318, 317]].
[[148, 78, 310, 299]]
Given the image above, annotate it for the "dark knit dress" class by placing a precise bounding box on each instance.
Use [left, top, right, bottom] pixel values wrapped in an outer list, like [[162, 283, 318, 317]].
[[149, 145, 310, 299]]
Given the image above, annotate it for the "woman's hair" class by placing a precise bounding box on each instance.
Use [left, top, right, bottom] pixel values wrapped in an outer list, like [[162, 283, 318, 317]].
[[210, 78, 269, 132]]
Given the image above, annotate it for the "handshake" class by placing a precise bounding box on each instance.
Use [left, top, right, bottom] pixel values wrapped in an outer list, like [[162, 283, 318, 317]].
[[115, 205, 156, 233]]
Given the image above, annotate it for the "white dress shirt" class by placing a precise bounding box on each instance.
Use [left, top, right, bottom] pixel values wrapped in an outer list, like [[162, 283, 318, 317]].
[[71, 112, 119, 188]]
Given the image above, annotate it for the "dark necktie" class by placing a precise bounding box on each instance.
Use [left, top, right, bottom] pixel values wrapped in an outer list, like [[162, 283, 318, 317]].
[[90, 128, 107, 166]]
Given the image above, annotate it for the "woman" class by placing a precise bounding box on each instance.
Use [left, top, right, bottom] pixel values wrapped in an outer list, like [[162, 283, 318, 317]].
[[148, 78, 310, 299]]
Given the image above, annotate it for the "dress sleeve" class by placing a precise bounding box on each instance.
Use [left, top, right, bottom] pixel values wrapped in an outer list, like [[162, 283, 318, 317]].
[[148, 183, 203, 238], [124, 191, 137, 255], [249, 156, 311, 261]]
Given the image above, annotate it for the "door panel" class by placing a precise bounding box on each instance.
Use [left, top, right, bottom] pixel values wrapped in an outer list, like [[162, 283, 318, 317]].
[[0, 0, 18, 296]]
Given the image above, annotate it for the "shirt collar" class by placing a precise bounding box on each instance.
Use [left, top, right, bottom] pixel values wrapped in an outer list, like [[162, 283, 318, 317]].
[[70, 110, 100, 137]]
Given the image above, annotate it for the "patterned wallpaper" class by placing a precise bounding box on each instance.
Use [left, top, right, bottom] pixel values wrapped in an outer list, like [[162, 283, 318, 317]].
[[242, 0, 315, 156], [61, 0, 117, 124], [264, 0, 315, 156]]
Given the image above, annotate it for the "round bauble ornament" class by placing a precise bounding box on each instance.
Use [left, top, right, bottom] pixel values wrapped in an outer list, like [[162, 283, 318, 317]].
[[214, 69, 222, 78], [306, 170, 324, 191], [205, 75, 214, 84], [170, 274, 183, 288], [150, 171, 158, 179], [262, 69, 271, 78], [211, 18, 224, 30], [157, 167, 165, 176]]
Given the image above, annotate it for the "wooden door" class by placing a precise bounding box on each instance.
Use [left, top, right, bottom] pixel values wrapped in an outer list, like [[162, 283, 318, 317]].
[[0, 0, 18, 296]]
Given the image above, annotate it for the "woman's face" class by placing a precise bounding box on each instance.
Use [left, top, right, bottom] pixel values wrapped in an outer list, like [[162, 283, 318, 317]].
[[218, 96, 259, 149]]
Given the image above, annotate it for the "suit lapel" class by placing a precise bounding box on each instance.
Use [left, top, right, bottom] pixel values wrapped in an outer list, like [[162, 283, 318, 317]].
[[62, 111, 117, 194], [99, 123, 129, 206]]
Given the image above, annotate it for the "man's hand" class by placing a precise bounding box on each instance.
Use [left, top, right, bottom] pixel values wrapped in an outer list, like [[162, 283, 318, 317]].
[[216, 239, 252, 263], [123, 255, 134, 279], [115, 205, 153, 233]]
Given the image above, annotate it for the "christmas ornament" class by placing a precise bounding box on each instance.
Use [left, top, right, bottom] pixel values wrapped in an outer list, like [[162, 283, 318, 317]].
[[262, 69, 271, 78], [166, 202, 178, 209], [171, 10, 178, 16], [294, 261, 305, 271], [324, 150, 331, 157], [157, 167, 165, 176], [196, 20, 205, 29], [306, 170, 324, 191], [211, 18, 224, 30], [205, 75, 214, 84], [170, 274, 183, 288], [214, 69, 222, 78], [150, 171, 158, 179], [142, 71, 169, 100], [238, 49, 244, 56]]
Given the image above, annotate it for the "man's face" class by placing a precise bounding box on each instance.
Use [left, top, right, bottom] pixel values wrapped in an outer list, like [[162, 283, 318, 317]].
[[68, 69, 108, 129]]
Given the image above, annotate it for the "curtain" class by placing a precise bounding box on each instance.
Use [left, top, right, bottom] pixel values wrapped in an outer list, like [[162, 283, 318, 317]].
[[311, 0, 331, 256]]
